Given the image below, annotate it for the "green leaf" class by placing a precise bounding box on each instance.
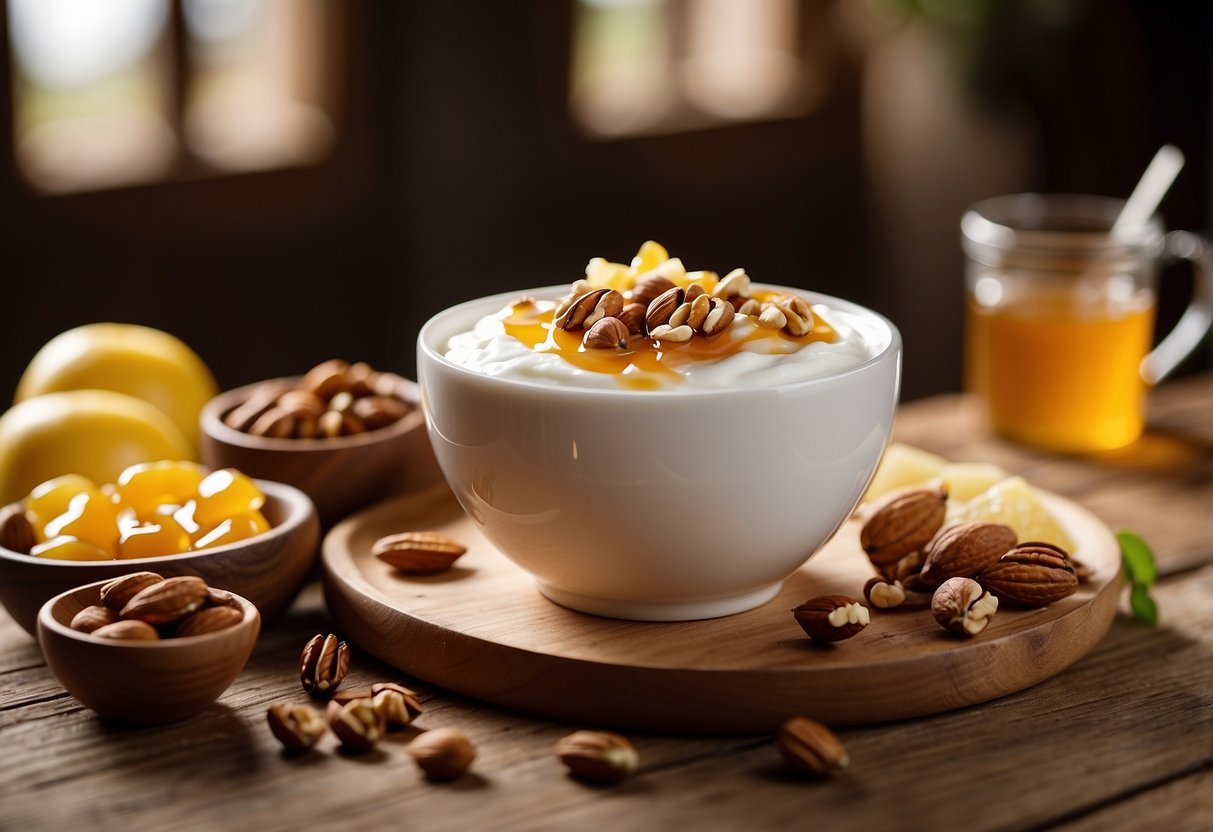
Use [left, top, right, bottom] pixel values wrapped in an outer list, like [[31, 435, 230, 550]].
[[1117, 530, 1157, 587], [1129, 583, 1158, 627]]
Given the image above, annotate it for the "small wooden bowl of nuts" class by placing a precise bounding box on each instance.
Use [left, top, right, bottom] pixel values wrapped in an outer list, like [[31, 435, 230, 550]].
[[37, 574, 260, 724], [199, 361, 439, 526]]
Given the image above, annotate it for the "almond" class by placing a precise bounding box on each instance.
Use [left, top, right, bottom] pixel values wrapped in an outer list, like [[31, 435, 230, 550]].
[[408, 728, 476, 780], [175, 605, 244, 637], [120, 575, 208, 625], [70, 605, 119, 633], [350, 395, 410, 430], [859, 484, 948, 568], [554, 730, 639, 785], [979, 544, 1079, 607], [630, 275, 676, 308], [248, 407, 296, 438], [373, 531, 467, 574], [223, 380, 291, 431], [617, 302, 648, 337], [920, 521, 1018, 585], [645, 286, 685, 330], [92, 620, 160, 641], [555, 288, 622, 331], [300, 359, 353, 399], [0, 503, 37, 554], [584, 317, 631, 350], [99, 572, 165, 612]]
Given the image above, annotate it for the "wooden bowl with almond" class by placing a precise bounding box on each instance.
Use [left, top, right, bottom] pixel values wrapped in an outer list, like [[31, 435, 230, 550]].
[[37, 576, 260, 724], [199, 361, 440, 527], [0, 480, 318, 635]]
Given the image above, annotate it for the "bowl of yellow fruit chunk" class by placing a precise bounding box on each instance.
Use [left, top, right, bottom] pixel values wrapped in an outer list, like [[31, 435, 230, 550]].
[[0, 461, 318, 635]]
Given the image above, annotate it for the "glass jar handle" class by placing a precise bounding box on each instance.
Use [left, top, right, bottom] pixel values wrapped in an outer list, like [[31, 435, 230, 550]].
[[1141, 231, 1213, 385]]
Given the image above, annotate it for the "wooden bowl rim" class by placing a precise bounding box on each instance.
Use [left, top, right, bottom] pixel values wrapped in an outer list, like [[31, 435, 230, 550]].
[[200, 375, 425, 453], [0, 478, 314, 569], [38, 578, 260, 650]]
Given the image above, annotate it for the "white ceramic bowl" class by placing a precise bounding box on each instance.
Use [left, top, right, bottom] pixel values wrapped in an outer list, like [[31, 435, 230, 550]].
[[417, 286, 901, 621]]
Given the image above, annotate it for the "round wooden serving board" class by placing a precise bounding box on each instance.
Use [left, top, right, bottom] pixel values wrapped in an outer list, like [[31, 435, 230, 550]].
[[322, 485, 1122, 733]]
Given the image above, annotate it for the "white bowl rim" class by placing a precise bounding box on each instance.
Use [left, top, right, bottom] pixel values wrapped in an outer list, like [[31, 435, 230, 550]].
[[0, 478, 313, 568], [418, 284, 902, 398], [38, 577, 260, 649]]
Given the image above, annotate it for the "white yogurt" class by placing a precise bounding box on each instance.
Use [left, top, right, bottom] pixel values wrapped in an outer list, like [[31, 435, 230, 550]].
[[444, 298, 883, 391]]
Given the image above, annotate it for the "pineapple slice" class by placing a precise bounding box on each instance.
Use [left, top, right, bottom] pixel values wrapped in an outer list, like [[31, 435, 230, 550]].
[[585, 257, 630, 289], [939, 462, 1008, 503], [949, 476, 1075, 552], [630, 240, 669, 274], [864, 443, 947, 502]]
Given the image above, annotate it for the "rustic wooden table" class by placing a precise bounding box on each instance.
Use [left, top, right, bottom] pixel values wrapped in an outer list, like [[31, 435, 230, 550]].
[[3, 374, 1211, 831]]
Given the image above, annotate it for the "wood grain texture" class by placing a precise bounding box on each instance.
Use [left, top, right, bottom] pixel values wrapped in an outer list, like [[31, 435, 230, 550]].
[[322, 485, 1120, 731], [0, 480, 319, 634], [2, 378, 1210, 832]]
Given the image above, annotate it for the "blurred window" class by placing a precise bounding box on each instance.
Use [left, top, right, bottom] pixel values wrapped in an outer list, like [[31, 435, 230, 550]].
[[8, 0, 334, 193], [571, 0, 824, 138]]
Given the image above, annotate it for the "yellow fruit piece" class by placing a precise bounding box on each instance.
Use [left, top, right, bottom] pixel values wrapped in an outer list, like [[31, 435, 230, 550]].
[[939, 462, 1008, 503], [585, 258, 631, 290], [26, 474, 97, 531], [193, 510, 271, 549], [116, 460, 206, 519], [682, 269, 719, 294], [950, 476, 1075, 552], [630, 240, 669, 274], [0, 390, 193, 506], [43, 491, 121, 553], [31, 535, 111, 561], [864, 442, 947, 502], [15, 323, 218, 448], [194, 469, 265, 527], [117, 513, 192, 559], [173, 501, 201, 536]]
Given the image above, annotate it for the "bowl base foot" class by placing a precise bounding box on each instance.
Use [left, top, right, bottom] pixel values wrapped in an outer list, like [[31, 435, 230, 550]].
[[536, 581, 782, 622]]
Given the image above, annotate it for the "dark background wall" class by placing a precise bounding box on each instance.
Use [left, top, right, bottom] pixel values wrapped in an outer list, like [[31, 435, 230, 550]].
[[0, 1, 1208, 404]]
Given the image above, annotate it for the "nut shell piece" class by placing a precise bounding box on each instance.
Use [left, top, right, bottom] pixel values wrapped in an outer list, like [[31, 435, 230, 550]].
[[921, 521, 1018, 584], [70, 605, 119, 633], [554, 730, 639, 785], [792, 595, 870, 643], [372, 531, 467, 574], [931, 577, 999, 637], [300, 633, 351, 697], [979, 544, 1078, 607], [0, 503, 37, 554], [91, 619, 160, 641], [99, 572, 165, 612], [326, 698, 386, 753], [859, 484, 948, 567], [120, 576, 208, 625], [777, 717, 848, 777], [266, 702, 326, 753], [408, 728, 477, 781]]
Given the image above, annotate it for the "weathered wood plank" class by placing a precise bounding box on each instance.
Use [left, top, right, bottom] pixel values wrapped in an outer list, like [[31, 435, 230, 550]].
[[1056, 769, 1213, 831], [1, 565, 1209, 832]]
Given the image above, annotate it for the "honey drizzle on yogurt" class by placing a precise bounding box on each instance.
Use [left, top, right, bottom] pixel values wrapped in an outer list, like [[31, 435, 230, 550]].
[[501, 295, 839, 390]]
